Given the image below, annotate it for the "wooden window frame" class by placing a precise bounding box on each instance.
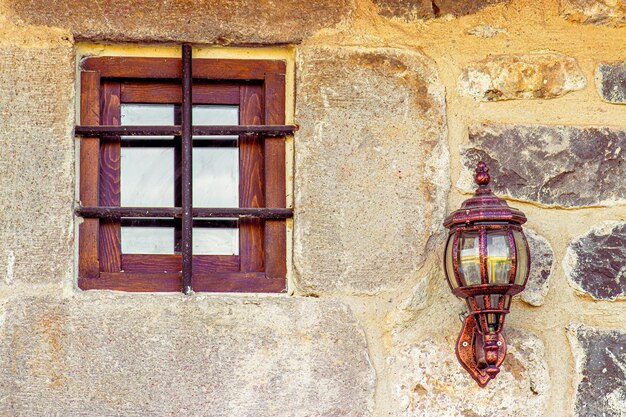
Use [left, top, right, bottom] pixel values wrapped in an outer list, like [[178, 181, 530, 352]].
[[77, 46, 293, 293]]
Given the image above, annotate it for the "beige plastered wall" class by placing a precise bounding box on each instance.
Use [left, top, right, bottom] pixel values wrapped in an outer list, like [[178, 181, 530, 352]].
[[299, 0, 626, 415], [0, 0, 624, 415], [66, 2, 626, 415]]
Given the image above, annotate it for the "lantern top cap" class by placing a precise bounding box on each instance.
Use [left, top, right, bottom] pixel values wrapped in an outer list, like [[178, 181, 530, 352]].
[[443, 161, 527, 228]]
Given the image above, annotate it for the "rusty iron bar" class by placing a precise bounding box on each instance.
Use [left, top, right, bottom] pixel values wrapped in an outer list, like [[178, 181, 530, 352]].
[[75, 125, 298, 136], [75, 206, 294, 220], [181, 43, 193, 294]]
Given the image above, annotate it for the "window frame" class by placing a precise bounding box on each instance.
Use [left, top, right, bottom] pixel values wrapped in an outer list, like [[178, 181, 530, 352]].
[[77, 51, 291, 293]]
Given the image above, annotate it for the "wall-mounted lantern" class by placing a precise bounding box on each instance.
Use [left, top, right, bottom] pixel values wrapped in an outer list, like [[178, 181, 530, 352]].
[[443, 161, 531, 387]]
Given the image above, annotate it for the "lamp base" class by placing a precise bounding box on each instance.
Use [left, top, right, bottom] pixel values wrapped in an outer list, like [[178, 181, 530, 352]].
[[456, 314, 507, 387]]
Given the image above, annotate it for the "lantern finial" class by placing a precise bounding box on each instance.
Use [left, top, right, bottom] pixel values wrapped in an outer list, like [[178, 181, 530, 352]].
[[474, 161, 490, 187]]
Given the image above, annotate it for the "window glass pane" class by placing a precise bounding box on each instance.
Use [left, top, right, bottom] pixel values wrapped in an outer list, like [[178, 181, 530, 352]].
[[193, 148, 238, 207], [121, 226, 174, 254], [193, 227, 239, 255], [121, 103, 175, 139], [120, 104, 176, 254], [122, 103, 175, 125], [458, 231, 481, 285], [192, 105, 240, 255], [121, 148, 174, 207], [486, 231, 512, 284], [192, 105, 239, 139]]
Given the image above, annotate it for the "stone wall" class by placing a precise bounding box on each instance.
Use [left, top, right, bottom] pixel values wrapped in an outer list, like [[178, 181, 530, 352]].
[[0, 0, 625, 415]]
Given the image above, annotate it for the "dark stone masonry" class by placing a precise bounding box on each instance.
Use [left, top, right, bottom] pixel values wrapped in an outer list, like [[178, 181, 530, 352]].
[[596, 61, 626, 104], [566, 222, 626, 300], [570, 325, 626, 417], [374, 0, 507, 20], [464, 124, 626, 207]]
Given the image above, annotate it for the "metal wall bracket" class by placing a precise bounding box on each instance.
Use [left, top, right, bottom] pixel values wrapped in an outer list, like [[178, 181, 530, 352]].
[[456, 315, 507, 387]]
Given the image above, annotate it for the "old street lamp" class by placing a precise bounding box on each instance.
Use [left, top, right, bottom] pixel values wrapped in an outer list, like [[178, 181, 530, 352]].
[[443, 161, 531, 387]]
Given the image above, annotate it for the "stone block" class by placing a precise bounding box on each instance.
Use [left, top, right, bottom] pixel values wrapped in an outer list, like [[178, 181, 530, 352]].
[[560, 0, 626, 27], [596, 61, 626, 104], [467, 25, 507, 38], [375, 0, 508, 20], [568, 324, 626, 416], [391, 328, 549, 416], [294, 46, 449, 295], [461, 124, 626, 207], [459, 52, 586, 101], [5, 0, 355, 44], [0, 294, 375, 416], [564, 221, 626, 300], [520, 229, 554, 307], [0, 26, 74, 287]]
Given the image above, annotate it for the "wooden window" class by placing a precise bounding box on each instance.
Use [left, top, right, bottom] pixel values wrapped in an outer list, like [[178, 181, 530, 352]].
[[76, 45, 295, 293]]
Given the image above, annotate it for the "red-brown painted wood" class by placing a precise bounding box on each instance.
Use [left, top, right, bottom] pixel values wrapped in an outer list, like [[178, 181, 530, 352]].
[[263, 71, 287, 280], [99, 81, 122, 272], [80, 271, 283, 292], [78, 71, 101, 280], [121, 81, 240, 104], [122, 254, 240, 273], [78, 55, 289, 292], [82, 57, 284, 81], [239, 84, 265, 273]]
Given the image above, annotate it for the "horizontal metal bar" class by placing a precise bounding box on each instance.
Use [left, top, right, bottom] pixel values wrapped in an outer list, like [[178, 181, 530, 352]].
[[76, 206, 293, 219], [75, 124, 298, 137]]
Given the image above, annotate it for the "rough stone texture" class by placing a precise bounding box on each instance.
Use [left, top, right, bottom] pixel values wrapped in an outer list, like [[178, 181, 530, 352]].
[[461, 124, 626, 207], [568, 324, 626, 417], [375, 0, 508, 20], [596, 61, 626, 104], [392, 328, 549, 416], [521, 229, 554, 307], [0, 294, 375, 416], [564, 222, 626, 300], [6, 0, 355, 44], [560, 0, 626, 27], [458, 53, 586, 101], [0, 26, 74, 287], [467, 25, 508, 38], [389, 267, 435, 330], [294, 46, 449, 295]]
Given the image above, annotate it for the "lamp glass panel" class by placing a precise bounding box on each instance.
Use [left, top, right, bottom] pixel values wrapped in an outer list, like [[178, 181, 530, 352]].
[[486, 312, 500, 332], [486, 231, 512, 284], [458, 231, 481, 286], [444, 234, 458, 288], [513, 230, 529, 285]]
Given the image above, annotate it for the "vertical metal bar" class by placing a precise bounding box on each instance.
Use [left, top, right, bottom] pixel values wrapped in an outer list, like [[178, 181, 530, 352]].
[[181, 43, 193, 294]]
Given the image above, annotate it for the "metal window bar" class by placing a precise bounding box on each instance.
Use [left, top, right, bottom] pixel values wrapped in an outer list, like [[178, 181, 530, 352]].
[[75, 43, 295, 294], [76, 207, 294, 219], [181, 43, 193, 294], [75, 125, 297, 136]]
